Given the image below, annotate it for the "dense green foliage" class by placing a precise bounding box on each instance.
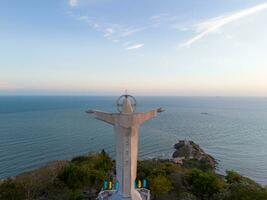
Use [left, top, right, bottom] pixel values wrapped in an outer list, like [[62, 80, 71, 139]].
[[0, 150, 114, 200], [184, 169, 225, 199], [57, 150, 114, 199], [137, 159, 267, 200], [0, 151, 267, 200], [222, 170, 267, 200], [0, 179, 26, 200], [68, 190, 84, 200], [148, 175, 173, 197], [58, 164, 91, 190], [182, 158, 214, 172]]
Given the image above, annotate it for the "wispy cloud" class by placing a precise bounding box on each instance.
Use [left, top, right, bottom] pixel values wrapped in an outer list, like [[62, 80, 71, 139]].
[[122, 41, 133, 47], [150, 13, 179, 28], [119, 27, 144, 37], [103, 28, 114, 37], [69, 0, 78, 7], [68, 11, 145, 50], [181, 2, 267, 47], [67, 3, 188, 51], [126, 44, 144, 50]]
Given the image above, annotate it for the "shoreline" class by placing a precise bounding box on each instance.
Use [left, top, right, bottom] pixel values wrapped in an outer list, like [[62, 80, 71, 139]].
[[1, 146, 267, 200], [1, 141, 265, 187]]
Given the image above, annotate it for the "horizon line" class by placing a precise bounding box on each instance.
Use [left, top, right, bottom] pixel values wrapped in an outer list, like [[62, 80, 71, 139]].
[[0, 94, 267, 98]]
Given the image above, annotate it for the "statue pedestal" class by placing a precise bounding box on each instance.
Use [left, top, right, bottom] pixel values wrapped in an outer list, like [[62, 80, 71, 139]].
[[97, 188, 150, 200]]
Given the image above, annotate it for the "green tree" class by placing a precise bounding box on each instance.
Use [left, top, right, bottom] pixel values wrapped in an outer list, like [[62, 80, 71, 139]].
[[96, 149, 114, 172], [226, 183, 267, 200], [183, 158, 214, 172], [71, 150, 113, 173], [225, 170, 242, 184], [68, 190, 84, 200], [185, 169, 224, 200], [224, 171, 267, 200], [178, 192, 197, 200], [137, 159, 177, 180], [58, 164, 90, 190], [148, 175, 173, 198], [0, 179, 26, 200]]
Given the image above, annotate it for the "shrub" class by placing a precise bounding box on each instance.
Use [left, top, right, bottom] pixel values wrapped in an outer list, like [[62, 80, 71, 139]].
[[68, 190, 84, 200], [137, 159, 178, 180], [0, 179, 26, 200], [58, 164, 90, 190], [225, 170, 242, 184], [224, 171, 267, 200], [71, 150, 113, 173], [148, 175, 173, 198], [178, 192, 197, 200], [226, 183, 267, 200], [183, 158, 213, 172], [184, 169, 224, 200]]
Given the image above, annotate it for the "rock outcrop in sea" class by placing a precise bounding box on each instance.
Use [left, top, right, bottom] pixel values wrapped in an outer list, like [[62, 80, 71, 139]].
[[172, 140, 216, 171]]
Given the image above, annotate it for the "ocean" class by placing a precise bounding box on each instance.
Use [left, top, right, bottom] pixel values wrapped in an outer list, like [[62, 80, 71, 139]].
[[0, 96, 267, 185]]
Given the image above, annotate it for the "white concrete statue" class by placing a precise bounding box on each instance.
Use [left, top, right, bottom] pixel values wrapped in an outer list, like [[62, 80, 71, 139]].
[[86, 95, 163, 200]]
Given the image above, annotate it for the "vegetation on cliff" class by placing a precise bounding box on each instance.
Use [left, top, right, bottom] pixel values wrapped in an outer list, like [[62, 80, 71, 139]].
[[172, 140, 216, 172], [0, 150, 267, 200]]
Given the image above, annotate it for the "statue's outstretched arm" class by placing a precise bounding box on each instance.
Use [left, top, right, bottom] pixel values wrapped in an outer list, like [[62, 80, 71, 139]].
[[133, 108, 164, 125], [86, 109, 115, 125]]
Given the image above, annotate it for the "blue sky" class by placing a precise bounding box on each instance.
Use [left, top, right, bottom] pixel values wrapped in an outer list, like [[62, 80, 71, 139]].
[[1, 0, 267, 96]]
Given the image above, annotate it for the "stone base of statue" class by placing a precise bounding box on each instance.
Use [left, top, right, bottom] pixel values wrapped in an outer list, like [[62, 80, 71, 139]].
[[97, 189, 150, 200]]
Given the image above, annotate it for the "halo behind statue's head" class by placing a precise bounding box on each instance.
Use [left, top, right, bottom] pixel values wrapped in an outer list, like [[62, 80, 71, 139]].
[[116, 94, 137, 113]]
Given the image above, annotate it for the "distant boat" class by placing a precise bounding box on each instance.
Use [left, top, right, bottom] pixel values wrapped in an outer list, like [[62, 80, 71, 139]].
[[200, 112, 209, 115]]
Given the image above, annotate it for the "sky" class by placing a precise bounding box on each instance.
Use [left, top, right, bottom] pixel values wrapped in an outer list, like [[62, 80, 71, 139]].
[[1, 0, 267, 96]]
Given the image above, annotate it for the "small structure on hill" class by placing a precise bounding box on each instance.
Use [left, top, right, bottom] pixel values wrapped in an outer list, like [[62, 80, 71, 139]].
[[87, 94, 163, 200]]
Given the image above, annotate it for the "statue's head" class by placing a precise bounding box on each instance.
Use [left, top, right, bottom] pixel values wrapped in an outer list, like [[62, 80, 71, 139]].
[[116, 94, 137, 113]]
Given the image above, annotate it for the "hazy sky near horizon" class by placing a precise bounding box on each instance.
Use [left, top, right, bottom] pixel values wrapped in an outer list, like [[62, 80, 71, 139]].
[[1, 0, 267, 96]]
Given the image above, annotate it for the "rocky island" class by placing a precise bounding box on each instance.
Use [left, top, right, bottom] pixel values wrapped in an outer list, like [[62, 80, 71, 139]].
[[0, 143, 266, 200], [172, 140, 216, 171]]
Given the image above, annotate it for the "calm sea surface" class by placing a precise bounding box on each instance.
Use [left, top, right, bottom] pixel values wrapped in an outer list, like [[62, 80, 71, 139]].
[[0, 96, 267, 185]]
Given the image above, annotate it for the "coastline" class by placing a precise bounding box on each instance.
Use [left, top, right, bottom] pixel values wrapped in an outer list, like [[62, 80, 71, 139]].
[[1, 142, 266, 200]]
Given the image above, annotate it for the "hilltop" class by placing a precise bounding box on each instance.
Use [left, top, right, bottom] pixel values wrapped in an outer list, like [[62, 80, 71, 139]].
[[172, 140, 216, 171]]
